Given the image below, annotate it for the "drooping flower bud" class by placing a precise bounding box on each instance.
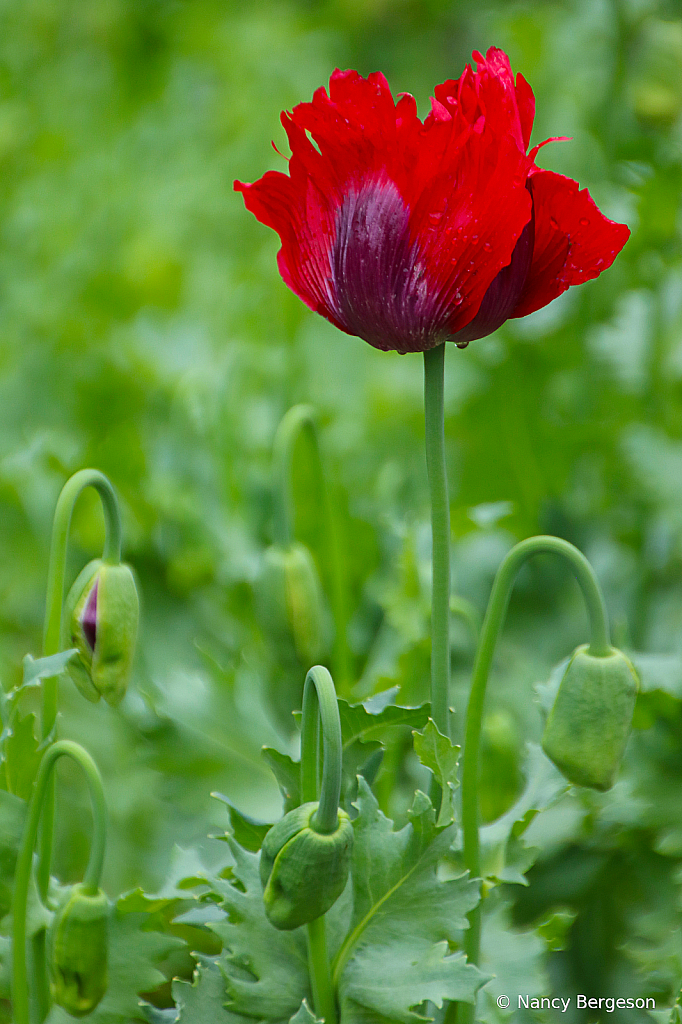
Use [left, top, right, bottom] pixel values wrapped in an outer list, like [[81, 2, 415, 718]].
[[260, 801, 353, 930], [255, 543, 327, 666], [63, 559, 139, 706], [47, 883, 109, 1017], [541, 645, 639, 791]]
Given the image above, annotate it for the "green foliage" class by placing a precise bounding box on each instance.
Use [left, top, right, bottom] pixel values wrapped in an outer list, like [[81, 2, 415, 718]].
[[191, 775, 484, 1024], [0, 0, 682, 1017], [412, 719, 460, 827], [334, 781, 485, 1022]]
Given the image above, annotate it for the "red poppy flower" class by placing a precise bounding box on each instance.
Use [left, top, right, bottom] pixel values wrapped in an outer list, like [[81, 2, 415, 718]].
[[235, 48, 630, 355]]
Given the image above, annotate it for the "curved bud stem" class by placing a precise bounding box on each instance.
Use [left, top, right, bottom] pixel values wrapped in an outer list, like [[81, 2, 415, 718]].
[[300, 665, 343, 833], [273, 405, 350, 686], [12, 740, 107, 1024], [423, 344, 451, 739], [452, 535, 610, 1024], [35, 471, 120, 1020], [299, 665, 342, 1024]]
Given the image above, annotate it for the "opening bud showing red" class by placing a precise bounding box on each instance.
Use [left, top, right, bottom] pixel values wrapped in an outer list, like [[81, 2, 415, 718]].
[[63, 559, 139, 707]]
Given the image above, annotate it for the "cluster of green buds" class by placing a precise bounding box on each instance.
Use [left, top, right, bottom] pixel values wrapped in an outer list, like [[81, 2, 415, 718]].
[[47, 883, 110, 1016], [260, 801, 353, 930], [542, 644, 639, 791], [63, 558, 139, 707]]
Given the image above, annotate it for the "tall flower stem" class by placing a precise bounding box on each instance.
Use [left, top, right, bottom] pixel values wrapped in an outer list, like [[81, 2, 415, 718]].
[[274, 406, 350, 688], [34, 470, 121, 1021], [423, 344, 451, 738], [12, 740, 107, 1024], [300, 665, 343, 1024], [451, 536, 610, 1024]]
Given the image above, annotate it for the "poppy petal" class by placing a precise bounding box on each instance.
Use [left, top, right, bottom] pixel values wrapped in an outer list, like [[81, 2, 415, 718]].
[[511, 170, 631, 318]]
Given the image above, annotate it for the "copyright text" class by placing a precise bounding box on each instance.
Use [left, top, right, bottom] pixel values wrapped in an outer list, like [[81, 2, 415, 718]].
[[495, 995, 656, 1012]]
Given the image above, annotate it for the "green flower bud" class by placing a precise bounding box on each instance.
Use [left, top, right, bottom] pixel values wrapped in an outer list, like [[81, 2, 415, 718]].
[[542, 645, 639, 791], [255, 543, 327, 665], [63, 559, 139, 706], [47, 883, 109, 1017], [260, 801, 353, 930]]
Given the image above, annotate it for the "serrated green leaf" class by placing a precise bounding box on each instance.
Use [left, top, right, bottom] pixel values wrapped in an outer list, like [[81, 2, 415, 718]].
[[262, 747, 301, 812], [413, 720, 460, 827], [289, 999, 322, 1023], [341, 941, 480, 1023], [153, 845, 211, 900], [173, 955, 247, 1024], [337, 694, 430, 749], [333, 779, 485, 1023], [46, 890, 184, 1024], [4, 711, 42, 801], [22, 650, 78, 686], [207, 838, 310, 1021], [212, 792, 272, 851]]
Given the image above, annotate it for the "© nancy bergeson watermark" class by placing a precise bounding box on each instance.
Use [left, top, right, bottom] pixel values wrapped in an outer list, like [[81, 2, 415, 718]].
[[497, 995, 658, 1012]]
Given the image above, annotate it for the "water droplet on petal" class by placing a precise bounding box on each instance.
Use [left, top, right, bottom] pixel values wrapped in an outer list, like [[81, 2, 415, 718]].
[[429, 211, 442, 224], [550, 217, 559, 230], [456, 340, 470, 349], [471, 234, 479, 243], [580, 217, 590, 226], [483, 242, 492, 252]]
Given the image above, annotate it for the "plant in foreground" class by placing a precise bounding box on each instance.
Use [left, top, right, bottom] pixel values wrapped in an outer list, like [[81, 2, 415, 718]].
[[235, 47, 633, 1020], [12, 741, 108, 1023], [236, 45, 630, 742], [0, 470, 139, 1023]]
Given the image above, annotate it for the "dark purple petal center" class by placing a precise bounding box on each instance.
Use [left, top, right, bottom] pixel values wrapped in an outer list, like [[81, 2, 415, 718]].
[[81, 580, 98, 651], [331, 178, 447, 354]]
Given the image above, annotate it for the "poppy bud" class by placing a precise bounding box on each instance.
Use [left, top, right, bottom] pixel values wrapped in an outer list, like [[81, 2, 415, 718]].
[[541, 645, 639, 791], [47, 883, 109, 1017], [63, 559, 139, 706], [255, 543, 327, 665], [260, 801, 353, 930]]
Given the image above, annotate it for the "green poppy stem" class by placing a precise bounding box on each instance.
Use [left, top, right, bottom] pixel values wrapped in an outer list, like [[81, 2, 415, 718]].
[[451, 535, 610, 1024], [273, 405, 350, 687], [12, 740, 106, 1024], [423, 344, 451, 739], [300, 665, 343, 1024]]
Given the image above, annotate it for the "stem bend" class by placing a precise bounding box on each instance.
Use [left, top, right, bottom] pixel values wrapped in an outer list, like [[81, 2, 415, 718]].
[[12, 740, 107, 1024], [38, 470, 121, 913], [299, 666, 342, 1024], [300, 665, 343, 833], [460, 536, 610, 968]]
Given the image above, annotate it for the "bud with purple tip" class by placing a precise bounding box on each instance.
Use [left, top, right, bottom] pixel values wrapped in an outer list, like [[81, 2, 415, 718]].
[[63, 559, 139, 706]]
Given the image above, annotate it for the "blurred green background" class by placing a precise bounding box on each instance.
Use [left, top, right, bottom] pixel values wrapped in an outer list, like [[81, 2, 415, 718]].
[[1, 0, 682, 1017]]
